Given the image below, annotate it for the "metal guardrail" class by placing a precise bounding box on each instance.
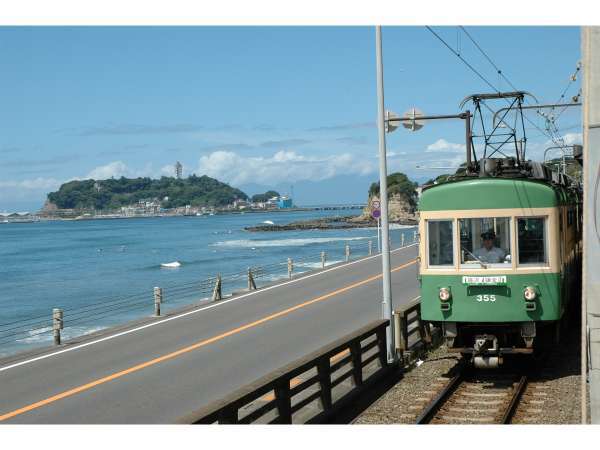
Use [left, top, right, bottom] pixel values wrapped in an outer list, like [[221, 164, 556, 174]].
[[393, 297, 433, 365], [177, 320, 391, 424], [1, 234, 419, 350]]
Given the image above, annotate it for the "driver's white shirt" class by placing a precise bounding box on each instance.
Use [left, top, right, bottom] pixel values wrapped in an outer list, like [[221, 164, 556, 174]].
[[473, 246, 506, 263]]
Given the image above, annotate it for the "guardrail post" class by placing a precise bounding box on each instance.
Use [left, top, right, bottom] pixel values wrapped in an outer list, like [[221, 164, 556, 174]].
[[368, 240, 373, 255], [317, 357, 332, 411], [274, 378, 292, 423], [212, 274, 222, 301], [154, 286, 162, 316], [375, 324, 389, 368], [401, 234, 405, 247], [247, 267, 257, 291], [350, 341, 363, 387], [393, 310, 407, 363], [320, 251, 326, 268], [287, 258, 293, 279], [345, 244, 350, 262], [52, 308, 63, 346], [417, 304, 432, 346]]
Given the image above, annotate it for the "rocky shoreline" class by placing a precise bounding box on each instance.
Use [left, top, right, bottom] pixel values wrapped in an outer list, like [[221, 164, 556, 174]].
[[244, 214, 417, 232]]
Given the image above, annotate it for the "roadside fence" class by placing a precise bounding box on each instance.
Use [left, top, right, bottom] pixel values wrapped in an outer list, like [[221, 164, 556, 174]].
[[0, 229, 419, 352]]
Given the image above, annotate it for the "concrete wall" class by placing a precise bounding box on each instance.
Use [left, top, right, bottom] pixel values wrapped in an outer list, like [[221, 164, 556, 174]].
[[582, 26, 600, 424]]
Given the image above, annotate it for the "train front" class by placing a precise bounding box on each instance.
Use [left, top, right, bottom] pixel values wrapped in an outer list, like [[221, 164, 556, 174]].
[[418, 177, 564, 368]]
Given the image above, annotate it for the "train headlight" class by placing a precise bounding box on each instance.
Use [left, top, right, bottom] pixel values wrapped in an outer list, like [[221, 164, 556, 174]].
[[524, 286, 537, 301], [439, 287, 451, 302]]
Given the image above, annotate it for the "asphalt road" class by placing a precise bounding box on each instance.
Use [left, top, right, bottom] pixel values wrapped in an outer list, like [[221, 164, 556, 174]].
[[0, 245, 418, 423]]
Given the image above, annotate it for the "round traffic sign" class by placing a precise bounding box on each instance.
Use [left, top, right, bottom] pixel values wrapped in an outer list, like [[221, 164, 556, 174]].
[[372, 200, 381, 209], [372, 209, 381, 219]]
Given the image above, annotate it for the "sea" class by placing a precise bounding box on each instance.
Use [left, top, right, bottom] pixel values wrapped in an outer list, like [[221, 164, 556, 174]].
[[0, 208, 416, 357]]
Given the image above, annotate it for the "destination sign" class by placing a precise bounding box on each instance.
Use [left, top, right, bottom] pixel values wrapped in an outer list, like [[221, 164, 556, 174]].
[[462, 276, 507, 286]]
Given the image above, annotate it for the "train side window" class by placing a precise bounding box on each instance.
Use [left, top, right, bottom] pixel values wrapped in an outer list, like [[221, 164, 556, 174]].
[[459, 217, 511, 267], [427, 220, 454, 266], [517, 217, 547, 265]]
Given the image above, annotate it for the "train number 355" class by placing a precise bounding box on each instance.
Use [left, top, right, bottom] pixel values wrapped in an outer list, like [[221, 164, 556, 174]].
[[476, 294, 496, 302]]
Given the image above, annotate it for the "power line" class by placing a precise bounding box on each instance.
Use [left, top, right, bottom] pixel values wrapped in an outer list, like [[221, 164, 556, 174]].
[[425, 26, 500, 94], [459, 26, 519, 92], [426, 26, 553, 145]]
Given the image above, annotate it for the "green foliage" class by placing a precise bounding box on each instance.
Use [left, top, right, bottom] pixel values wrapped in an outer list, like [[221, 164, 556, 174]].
[[369, 172, 419, 209], [47, 175, 248, 210], [546, 158, 582, 181], [424, 163, 468, 185], [251, 190, 280, 203]]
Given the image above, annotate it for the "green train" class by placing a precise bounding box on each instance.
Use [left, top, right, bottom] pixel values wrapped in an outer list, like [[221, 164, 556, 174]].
[[418, 93, 582, 368]]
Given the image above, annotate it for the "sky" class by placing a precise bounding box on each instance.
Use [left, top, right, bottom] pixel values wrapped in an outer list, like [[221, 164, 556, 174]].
[[0, 26, 582, 211]]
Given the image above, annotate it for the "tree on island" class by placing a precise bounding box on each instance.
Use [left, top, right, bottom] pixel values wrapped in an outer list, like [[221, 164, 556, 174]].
[[368, 172, 419, 211], [251, 190, 280, 203], [46, 175, 249, 210]]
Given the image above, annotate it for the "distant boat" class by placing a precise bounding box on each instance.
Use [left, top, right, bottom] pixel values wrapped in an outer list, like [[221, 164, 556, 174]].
[[161, 261, 181, 268], [262, 220, 275, 225]]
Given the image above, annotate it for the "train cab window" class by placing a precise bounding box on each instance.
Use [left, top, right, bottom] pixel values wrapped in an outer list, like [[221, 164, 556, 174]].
[[459, 217, 511, 267], [427, 220, 454, 266], [517, 217, 547, 264]]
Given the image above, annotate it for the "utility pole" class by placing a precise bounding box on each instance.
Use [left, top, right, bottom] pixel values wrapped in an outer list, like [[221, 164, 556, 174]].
[[375, 26, 395, 363], [582, 26, 600, 425]]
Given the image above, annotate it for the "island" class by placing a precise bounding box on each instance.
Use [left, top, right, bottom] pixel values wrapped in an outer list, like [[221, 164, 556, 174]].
[[244, 172, 418, 231]]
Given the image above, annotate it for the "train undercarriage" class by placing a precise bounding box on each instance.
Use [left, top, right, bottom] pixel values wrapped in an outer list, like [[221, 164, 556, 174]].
[[441, 321, 561, 368]]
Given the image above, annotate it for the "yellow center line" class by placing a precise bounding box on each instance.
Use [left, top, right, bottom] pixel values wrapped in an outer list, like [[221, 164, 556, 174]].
[[0, 259, 416, 422]]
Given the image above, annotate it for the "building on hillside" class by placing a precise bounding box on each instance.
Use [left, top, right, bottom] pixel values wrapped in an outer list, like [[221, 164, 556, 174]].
[[175, 161, 183, 179]]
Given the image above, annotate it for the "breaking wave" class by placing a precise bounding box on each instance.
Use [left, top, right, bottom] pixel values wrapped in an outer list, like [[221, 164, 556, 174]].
[[213, 236, 371, 248]]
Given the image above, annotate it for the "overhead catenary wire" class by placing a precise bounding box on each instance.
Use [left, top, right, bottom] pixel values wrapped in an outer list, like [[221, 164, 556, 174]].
[[425, 26, 500, 94], [426, 26, 554, 147], [459, 26, 519, 92]]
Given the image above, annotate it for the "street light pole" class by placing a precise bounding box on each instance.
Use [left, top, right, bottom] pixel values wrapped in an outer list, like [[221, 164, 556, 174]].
[[375, 26, 395, 363]]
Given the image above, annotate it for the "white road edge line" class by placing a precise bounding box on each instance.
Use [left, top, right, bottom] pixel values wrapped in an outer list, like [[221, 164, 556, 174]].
[[0, 243, 418, 373]]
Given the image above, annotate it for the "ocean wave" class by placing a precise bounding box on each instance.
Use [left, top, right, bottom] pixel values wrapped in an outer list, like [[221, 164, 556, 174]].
[[353, 224, 416, 231], [295, 259, 344, 269], [213, 236, 371, 248], [15, 325, 107, 344]]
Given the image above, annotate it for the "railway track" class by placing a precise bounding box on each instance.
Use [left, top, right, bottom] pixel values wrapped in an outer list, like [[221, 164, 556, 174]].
[[415, 364, 529, 424]]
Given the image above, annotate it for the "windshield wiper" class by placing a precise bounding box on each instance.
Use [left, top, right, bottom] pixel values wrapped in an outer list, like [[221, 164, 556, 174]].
[[462, 247, 489, 269]]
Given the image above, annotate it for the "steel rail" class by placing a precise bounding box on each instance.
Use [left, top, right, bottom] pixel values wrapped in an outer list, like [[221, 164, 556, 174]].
[[501, 375, 528, 424], [415, 366, 466, 424]]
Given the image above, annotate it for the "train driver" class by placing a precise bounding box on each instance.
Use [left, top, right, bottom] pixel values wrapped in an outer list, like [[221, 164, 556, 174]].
[[473, 230, 506, 263]]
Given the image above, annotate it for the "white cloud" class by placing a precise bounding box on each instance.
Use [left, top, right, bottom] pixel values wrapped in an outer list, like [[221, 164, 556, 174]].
[[196, 150, 376, 186], [426, 139, 465, 153], [560, 132, 583, 146], [161, 164, 175, 177], [86, 161, 131, 179], [0, 177, 62, 204], [0, 177, 61, 190], [84, 161, 159, 180]]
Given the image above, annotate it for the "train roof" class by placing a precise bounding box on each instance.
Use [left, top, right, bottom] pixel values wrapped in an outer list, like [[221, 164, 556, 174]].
[[419, 177, 579, 211]]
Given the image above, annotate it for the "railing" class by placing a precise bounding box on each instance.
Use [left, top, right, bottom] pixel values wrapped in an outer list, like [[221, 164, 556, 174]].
[[393, 297, 434, 365], [177, 320, 391, 424], [0, 230, 419, 353], [176, 297, 437, 425]]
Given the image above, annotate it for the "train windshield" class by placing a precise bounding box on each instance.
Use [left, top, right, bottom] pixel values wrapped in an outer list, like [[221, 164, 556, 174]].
[[427, 220, 454, 266], [517, 217, 547, 264], [459, 217, 511, 267]]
